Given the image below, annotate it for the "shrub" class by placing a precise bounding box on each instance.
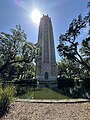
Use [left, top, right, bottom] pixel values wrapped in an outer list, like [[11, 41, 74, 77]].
[[57, 77, 75, 89], [0, 85, 16, 118], [15, 85, 27, 96], [82, 78, 90, 90], [14, 79, 37, 87]]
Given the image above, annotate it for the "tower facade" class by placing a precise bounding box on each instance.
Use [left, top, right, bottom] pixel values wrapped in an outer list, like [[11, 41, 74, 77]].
[[36, 14, 57, 81]]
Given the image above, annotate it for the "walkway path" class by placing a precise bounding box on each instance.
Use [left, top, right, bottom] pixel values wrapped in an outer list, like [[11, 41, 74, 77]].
[[1, 99, 90, 120]]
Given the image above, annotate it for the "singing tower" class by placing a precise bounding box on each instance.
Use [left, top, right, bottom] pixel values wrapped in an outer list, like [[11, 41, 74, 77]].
[[36, 14, 57, 81]]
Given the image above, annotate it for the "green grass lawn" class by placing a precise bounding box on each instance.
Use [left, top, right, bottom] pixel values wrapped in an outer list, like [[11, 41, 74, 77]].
[[18, 87, 69, 99]]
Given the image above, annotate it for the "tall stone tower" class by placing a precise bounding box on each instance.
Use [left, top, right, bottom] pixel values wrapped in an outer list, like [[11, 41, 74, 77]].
[[36, 14, 57, 81]]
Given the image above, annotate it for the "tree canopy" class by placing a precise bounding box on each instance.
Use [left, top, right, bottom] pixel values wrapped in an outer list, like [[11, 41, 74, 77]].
[[0, 25, 40, 81], [57, 3, 90, 71]]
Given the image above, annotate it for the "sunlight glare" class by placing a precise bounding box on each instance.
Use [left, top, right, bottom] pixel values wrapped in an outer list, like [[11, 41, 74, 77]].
[[31, 8, 42, 24]]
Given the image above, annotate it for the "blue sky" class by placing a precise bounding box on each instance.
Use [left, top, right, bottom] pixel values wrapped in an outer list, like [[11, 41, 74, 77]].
[[0, 0, 89, 62]]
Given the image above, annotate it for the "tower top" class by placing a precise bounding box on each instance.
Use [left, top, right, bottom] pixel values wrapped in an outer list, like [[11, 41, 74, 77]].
[[41, 14, 51, 21], [43, 14, 49, 17]]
